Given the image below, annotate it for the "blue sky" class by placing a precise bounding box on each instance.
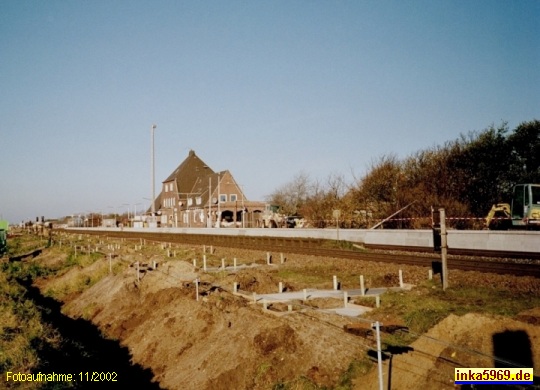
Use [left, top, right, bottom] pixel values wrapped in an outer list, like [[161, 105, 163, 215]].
[[1, 1, 539, 224]]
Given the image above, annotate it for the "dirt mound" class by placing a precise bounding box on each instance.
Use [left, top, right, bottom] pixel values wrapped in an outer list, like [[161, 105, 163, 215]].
[[233, 268, 283, 294], [33, 243, 540, 390], [54, 258, 364, 389], [357, 312, 540, 389]]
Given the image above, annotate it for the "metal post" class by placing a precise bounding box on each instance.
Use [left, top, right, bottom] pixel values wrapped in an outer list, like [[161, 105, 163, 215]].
[[374, 321, 384, 390], [217, 172, 221, 229], [440, 208, 448, 290], [151, 124, 157, 216], [208, 177, 212, 228]]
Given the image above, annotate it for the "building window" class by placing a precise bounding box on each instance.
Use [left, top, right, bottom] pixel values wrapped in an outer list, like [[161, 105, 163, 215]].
[[219, 194, 227, 203], [196, 196, 202, 205], [187, 198, 193, 206], [230, 194, 237, 202]]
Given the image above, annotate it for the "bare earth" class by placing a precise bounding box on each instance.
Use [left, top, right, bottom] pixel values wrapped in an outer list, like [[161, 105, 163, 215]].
[[34, 243, 540, 389]]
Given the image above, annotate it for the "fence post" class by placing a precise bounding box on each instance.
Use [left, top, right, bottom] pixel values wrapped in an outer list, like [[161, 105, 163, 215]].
[[439, 208, 449, 290], [373, 321, 384, 390]]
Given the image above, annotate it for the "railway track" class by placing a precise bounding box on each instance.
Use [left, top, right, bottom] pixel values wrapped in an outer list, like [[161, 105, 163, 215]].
[[66, 230, 540, 278]]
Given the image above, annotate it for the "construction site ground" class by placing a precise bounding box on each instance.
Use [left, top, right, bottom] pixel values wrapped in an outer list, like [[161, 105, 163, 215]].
[[33, 238, 540, 389]]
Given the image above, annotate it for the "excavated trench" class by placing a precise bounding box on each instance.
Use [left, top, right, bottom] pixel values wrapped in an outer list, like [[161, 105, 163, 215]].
[[16, 276, 163, 389]]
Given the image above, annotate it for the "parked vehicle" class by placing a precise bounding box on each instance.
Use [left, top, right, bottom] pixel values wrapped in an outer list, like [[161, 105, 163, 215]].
[[261, 205, 285, 228], [486, 184, 540, 229]]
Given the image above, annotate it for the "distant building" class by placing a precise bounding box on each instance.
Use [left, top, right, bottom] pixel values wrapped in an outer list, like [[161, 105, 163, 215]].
[[153, 150, 264, 227]]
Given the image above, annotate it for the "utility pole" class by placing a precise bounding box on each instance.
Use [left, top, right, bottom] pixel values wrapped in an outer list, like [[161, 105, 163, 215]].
[[151, 124, 157, 216], [440, 208, 448, 290], [217, 172, 221, 229], [208, 177, 212, 228], [432, 207, 449, 290]]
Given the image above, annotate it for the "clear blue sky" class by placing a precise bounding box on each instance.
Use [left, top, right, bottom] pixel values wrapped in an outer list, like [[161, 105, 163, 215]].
[[1, 1, 539, 224]]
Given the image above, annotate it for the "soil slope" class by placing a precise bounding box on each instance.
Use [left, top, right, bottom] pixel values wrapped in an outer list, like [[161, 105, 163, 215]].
[[34, 243, 540, 389]]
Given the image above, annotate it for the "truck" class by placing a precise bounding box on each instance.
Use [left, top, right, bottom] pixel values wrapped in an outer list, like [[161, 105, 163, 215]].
[[485, 184, 540, 229]]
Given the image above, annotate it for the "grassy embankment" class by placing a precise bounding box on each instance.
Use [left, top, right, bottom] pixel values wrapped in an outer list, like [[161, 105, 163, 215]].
[[0, 231, 116, 389]]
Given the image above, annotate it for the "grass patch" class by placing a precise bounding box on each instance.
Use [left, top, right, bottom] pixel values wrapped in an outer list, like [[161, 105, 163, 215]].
[[334, 357, 373, 390], [46, 265, 111, 301], [0, 259, 60, 382], [268, 357, 373, 390], [318, 240, 369, 253], [277, 267, 332, 286], [370, 281, 540, 336], [6, 232, 45, 258]]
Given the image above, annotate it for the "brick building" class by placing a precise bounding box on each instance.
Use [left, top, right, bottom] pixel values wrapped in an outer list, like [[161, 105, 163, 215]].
[[153, 150, 265, 227]]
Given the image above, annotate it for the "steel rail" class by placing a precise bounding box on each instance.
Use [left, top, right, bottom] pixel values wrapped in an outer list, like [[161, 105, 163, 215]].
[[67, 230, 540, 278]]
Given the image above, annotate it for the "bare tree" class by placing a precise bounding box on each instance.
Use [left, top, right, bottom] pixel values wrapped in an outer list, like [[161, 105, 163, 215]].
[[266, 171, 312, 216]]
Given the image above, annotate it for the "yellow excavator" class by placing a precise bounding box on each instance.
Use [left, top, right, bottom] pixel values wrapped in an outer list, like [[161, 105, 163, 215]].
[[485, 184, 540, 229]]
